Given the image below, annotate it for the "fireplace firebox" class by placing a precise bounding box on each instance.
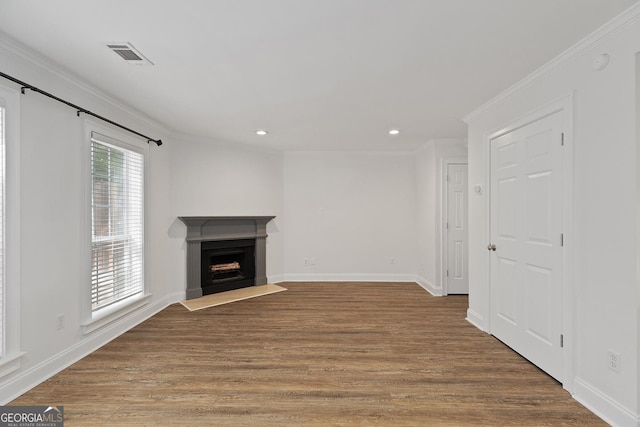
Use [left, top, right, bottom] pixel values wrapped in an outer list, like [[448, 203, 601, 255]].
[[201, 239, 255, 295], [178, 216, 275, 300]]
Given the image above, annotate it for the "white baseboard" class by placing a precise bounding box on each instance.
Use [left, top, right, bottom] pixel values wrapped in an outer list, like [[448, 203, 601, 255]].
[[415, 275, 442, 296], [572, 377, 640, 427], [267, 274, 286, 284], [280, 273, 418, 283], [0, 292, 181, 405], [466, 308, 486, 332]]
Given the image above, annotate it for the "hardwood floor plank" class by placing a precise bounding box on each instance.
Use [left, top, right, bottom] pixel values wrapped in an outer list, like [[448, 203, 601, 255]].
[[10, 282, 605, 426]]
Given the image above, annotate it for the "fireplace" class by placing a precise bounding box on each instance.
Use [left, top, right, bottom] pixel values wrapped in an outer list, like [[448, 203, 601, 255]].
[[201, 239, 255, 295], [178, 216, 275, 299]]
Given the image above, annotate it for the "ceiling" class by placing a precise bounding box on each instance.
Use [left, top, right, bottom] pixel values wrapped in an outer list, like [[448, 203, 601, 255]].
[[0, 0, 638, 151]]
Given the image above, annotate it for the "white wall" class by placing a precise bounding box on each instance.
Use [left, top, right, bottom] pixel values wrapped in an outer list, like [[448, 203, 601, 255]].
[[167, 137, 284, 285], [465, 6, 640, 425], [415, 142, 437, 289], [0, 34, 435, 405], [415, 139, 467, 295], [0, 38, 174, 403], [6, 6, 636, 423], [282, 151, 417, 281]]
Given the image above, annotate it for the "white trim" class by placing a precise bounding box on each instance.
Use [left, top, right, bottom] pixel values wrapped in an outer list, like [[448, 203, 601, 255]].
[[270, 274, 440, 295], [415, 275, 442, 296], [560, 95, 576, 394], [165, 291, 187, 304], [572, 377, 640, 427], [267, 274, 286, 284], [0, 351, 25, 378], [485, 95, 571, 141], [281, 273, 418, 283], [465, 309, 486, 332], [81, 293, 151, 335], [81, 119, 150, 333], [0, 292, 180, 405], [440, 157, 467, 295], [0, 35, 167, 136], [172, 131, 283, 156], [484, 94, 574, 391], [463, 2, 640, 124], [0, 82, 22, 378]]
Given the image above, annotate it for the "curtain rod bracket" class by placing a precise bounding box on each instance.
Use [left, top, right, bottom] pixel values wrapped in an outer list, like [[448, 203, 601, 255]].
[[0, 71, 163, 147]]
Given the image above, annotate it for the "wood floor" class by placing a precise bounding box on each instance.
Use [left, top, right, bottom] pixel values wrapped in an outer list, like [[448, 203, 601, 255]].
[[11, 282, 605, 426]]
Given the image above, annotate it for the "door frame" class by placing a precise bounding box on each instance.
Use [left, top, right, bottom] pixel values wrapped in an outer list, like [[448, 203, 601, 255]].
[[440, 158, 468, 295], [484, 94, 574, 391]]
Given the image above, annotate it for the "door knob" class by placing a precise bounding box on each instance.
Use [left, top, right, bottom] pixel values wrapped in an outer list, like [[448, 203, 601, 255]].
[[487, 243, 496, 251]]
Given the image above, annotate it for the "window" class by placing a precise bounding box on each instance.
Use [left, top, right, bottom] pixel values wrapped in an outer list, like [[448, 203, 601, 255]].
[[90, 131, 144, 313]]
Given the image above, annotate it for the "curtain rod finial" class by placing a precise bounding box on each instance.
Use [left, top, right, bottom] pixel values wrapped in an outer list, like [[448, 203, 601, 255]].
[[1, 71, 163, 147]]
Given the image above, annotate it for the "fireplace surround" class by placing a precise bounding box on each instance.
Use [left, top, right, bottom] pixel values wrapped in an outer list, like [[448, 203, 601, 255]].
[[178, 216, 275, 300]]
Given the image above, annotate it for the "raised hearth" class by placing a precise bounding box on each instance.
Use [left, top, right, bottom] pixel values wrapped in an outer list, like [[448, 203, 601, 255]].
[[178, 216, 275, 300]]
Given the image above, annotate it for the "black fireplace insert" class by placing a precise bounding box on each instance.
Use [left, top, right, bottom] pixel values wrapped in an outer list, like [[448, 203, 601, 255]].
[[200, 239, 256, 295]]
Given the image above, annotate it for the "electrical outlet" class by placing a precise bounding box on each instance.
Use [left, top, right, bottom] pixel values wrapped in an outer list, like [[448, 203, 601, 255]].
[[303, 258, 309, 266], [56, 314, 65, 330], [607, 349, 620, 373], [390, 257, 396, 265]]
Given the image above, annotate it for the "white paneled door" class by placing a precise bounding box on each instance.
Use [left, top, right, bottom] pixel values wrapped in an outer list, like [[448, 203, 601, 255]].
[[446, 163, 468, 294], [489, 110, 564, 381]]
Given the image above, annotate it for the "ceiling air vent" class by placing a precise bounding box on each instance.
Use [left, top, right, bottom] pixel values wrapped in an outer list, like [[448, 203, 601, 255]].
[[107, 42, 153, 65]]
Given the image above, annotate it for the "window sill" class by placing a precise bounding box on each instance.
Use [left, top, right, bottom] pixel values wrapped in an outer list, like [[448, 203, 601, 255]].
[[0, 351, 26, 379], [82, 293, 152, 335]]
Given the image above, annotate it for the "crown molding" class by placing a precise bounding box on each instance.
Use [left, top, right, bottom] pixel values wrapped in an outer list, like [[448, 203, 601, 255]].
[[413, 138, 467, 155], [413, 140, 434, 154], [0, 31, 169, 135], [463, 2, 640, 124], [171, 130, 285, 155]]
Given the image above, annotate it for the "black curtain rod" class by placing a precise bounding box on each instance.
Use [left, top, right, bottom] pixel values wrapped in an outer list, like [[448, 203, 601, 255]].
[[0, 71, 162, 146]]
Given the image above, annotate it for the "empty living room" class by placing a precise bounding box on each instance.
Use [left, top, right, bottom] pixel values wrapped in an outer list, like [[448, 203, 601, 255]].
[[0, 1, 639, 425]]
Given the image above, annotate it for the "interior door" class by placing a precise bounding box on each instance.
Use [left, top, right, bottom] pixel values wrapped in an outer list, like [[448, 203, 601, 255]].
[[489, 110, 564, 381], [446, 163, 468, 294]]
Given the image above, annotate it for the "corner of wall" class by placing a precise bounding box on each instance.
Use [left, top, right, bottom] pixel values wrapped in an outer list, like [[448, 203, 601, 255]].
[[465, 308, 486, 332], [0, 292, 182, 405], [573, 377, 640, 427], [415, 275, 442, 297]]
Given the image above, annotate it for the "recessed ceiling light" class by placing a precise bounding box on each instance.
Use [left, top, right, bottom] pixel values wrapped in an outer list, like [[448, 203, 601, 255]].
[[256, 130, 268, 136], [389, 129, 400, 135]]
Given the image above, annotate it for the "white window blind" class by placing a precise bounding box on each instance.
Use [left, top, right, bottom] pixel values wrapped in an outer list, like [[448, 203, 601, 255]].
[[91, 132, 144, 311]]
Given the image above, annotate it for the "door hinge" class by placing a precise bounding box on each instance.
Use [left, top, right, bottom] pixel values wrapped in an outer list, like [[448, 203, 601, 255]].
[[560, 334, 564, 348], [446, 222, 449, 230], [561, 234, 564, 246], [446, 269, 449, 277], [561, 132, 565, 146]]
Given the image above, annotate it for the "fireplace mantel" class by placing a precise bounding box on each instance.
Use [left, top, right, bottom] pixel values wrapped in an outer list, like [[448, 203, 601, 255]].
[[178, 216, 275, 299]]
